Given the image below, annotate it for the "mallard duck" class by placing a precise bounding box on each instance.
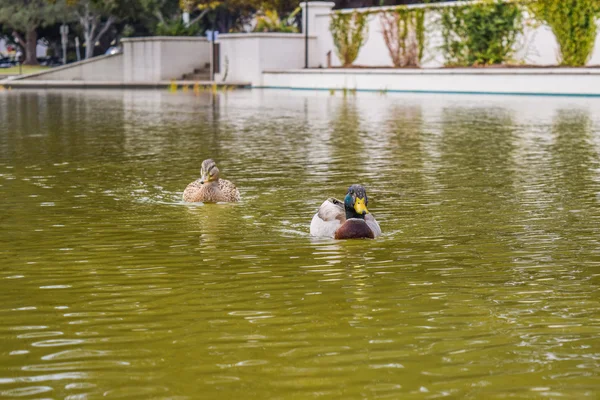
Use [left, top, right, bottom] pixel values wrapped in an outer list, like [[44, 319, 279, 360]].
[[182, 159, 241, 203], [310, 184, 381, 239]]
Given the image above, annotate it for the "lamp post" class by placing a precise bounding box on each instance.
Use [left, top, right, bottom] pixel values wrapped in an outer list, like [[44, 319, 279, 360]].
[[304, 1, 309, 69]]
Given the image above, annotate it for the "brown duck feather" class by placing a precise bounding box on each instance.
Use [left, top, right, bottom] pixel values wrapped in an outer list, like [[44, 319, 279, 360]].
[[182, 178, 240, 203]]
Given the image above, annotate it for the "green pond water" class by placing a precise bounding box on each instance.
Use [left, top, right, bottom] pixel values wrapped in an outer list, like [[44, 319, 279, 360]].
[[0, 89, 599, 399]]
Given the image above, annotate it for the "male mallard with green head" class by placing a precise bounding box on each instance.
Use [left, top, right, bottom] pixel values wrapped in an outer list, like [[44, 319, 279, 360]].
[[182, 159, 241, 203], [310, 184, 381, 239]]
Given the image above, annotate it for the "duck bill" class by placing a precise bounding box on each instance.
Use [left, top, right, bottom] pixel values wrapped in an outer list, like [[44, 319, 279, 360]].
[[354, 197, 369, 215]]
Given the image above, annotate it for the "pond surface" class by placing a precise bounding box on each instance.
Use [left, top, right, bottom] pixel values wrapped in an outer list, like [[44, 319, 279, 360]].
[[1, 89, 600, 399]]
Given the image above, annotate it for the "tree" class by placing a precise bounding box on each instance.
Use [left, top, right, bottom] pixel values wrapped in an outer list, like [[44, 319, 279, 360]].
[[72, 0, 117, 59], [62, 0, 142, 59], [139, 0, 203, 36], [0, 0, 66, 65]]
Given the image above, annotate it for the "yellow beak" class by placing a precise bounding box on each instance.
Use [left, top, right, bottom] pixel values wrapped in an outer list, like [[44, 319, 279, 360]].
[[354, 197, 369, 215]]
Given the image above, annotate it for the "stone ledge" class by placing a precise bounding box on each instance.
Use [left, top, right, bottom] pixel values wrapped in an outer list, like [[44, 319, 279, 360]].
[[2, 80, 251, 89], [263, 68, 600, 76], [121, 36, 208, 43], [218, 33, 318, 40], [260, 68, 600, 96]]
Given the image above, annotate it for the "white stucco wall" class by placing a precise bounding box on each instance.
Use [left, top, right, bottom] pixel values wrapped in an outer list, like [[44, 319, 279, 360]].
[[122, 37, 211, 82], [262, 68, 600, 96], [306, 1, 600, 68], [21, 54, 123, 81], [123, 39, 160, 82], [214, 35, 261, 85], [214, 33, 318, 86]]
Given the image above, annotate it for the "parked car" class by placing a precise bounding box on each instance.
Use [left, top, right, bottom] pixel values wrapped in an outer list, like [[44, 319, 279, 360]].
[[37, 56, 62, 67], [0, 57, 15, 68], [105, 46, 122, 55]]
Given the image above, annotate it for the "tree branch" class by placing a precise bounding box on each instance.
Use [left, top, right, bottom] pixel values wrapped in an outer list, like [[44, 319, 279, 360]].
[[12, 30, 26, 48], [189, 8, 210, 26], [93, 15, 116, 43], [89, 16, 98, 42], [154, 10, 166, 25]]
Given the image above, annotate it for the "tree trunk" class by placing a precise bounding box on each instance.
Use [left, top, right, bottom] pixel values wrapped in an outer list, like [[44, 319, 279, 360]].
[[85, 33, 94, 59], [24, 29, 39, 66], [84, 19, 96, 59]]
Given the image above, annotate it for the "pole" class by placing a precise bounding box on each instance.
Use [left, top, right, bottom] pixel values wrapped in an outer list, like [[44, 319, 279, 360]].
[[75, 37, 81, 61], [304, 1, 309, 68], [211, 16, 216, 81], [60, 24, 69, 65], [211, 33, 215, 82]]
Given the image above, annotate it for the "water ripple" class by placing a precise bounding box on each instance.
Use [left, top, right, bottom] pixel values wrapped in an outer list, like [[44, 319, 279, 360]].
[[0, 90, 599, 398]]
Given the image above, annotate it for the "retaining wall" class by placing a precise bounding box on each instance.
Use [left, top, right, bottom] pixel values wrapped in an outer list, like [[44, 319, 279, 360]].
[[122, 37, 211, 82], [261, 68, 600, 96], [214, 33, 318, 86], [20, 54, 123, 81]]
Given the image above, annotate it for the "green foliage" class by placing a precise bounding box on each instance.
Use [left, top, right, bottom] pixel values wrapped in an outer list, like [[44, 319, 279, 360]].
[[254, 7, 299, 33], [528, 0, 600, 66], [415, 8, 425, 62], [380, 7, 425, 67], [0, 0, 68, 64], [440, 0, 523, 66], [156, 20, 200, 35], [330, 11, 369, 67], [0, 0, 66, 32], [182, 0, 300, 33]]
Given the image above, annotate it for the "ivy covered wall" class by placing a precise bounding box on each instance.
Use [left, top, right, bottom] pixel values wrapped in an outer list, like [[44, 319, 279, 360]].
[[319, 0, 600, 68]]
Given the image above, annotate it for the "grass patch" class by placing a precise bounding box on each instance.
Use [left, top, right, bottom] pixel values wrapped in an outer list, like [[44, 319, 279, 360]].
[[0, 66, 51, 75]]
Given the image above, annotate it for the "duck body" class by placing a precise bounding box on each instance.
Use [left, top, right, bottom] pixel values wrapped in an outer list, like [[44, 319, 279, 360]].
[[182, 159, 240, 203], [182, 178, 240, 203], [335, 218, 376, 239], [310, 185, 381, 239]]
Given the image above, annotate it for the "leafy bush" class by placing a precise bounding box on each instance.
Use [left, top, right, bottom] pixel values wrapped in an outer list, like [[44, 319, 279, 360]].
[[330, 11, 369, 67], [156, 20, 201, 36], [380, 7, 425, 67], [254, 7, 300, 33], [528, 0, 600, 66], [440, 0, 523, 66]]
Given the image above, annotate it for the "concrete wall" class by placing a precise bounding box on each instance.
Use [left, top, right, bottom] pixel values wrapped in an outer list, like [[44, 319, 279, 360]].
[[214, 33, 318, 86], [14, 37, 209, 82], [262, 68, 600, 96], [23, 53, 123, 81], [304, 1, 600, 68], [122, 37, 211, 82]]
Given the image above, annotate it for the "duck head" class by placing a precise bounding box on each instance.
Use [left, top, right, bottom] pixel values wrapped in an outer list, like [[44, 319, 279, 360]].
[[200, 159, 220, 185], [344, 184, 369, 220]]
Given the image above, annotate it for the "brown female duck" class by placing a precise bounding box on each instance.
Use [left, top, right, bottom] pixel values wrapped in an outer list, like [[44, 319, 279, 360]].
[[182, 159, 241, 203]]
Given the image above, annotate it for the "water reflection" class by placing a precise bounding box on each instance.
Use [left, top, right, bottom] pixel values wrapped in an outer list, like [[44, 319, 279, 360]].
[[1, 89, 600, 398]]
